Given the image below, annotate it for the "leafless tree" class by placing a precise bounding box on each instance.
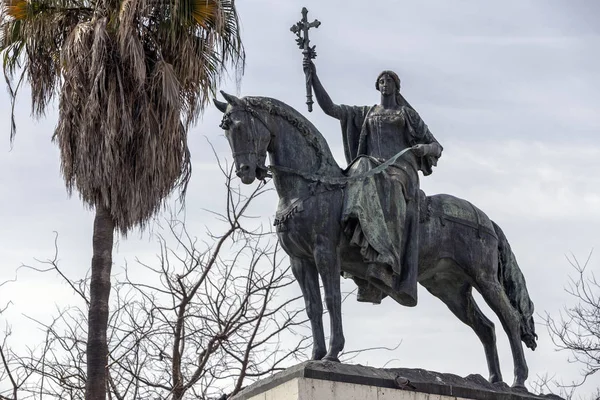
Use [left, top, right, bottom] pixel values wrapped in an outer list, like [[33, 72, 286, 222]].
[[534, 251, 599, 400], [0, 164, 309, 399], [1, 306, 36, 400]]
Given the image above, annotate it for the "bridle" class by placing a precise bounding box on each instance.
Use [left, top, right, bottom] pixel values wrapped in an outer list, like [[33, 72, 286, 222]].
[[221, 104, 333, 185], [220, 104, 274, 179], [221, 104, 275, 144], [221, 101, 416, 186]]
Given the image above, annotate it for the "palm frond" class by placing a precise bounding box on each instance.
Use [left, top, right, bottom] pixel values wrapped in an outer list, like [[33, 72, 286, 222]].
[[5, 0, 28, 20], [3, 0, 244, 232]]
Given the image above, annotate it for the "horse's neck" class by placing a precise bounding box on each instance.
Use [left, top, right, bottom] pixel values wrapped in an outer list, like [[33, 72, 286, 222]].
[[268, 121, 333, 203]]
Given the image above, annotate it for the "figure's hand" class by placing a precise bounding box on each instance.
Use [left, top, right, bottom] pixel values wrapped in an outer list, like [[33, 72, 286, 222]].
[[411, 144, 429, 157], [303, 58, 316, 75]]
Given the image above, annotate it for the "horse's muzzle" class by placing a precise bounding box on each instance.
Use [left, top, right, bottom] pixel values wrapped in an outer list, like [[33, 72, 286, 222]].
[[236, 164, 256, 184], [236, 164, 251, 177]]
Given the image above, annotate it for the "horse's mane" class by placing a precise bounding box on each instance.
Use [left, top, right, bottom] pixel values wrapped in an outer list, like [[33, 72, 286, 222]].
[[243, 96, 340, 170]]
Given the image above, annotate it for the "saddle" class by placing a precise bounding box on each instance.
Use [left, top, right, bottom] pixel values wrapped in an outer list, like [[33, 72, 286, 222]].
[[350, 190, 496, 305]]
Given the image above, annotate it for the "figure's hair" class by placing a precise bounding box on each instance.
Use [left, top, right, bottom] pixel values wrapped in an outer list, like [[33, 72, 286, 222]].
[[375, 70, 401, 92]]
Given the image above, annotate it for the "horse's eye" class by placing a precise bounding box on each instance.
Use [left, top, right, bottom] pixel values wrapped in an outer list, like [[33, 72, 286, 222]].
[[219, 116, 232, 130]]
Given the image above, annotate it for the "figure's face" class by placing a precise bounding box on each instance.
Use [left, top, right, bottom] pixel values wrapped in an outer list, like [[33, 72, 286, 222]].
[[378, 74, 397, 96]]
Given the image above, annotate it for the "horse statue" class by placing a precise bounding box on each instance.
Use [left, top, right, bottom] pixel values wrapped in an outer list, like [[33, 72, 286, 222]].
[[214, 92, 537, 389]]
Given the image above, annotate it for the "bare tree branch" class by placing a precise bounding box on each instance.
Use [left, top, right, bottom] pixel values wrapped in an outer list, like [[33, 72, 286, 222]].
[[1, 161, 308, 400], [540, 251, 600, 399]]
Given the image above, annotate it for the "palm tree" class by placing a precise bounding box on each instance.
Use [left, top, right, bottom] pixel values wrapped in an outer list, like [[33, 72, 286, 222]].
[[0, 0, 244, 398]]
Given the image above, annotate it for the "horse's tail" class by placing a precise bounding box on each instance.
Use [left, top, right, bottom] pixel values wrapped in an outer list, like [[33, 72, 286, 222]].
[[491, 220, 538, 350]]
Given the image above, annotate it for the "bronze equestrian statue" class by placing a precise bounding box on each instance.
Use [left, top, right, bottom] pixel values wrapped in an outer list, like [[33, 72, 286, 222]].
[[214, 8, 537, 389]]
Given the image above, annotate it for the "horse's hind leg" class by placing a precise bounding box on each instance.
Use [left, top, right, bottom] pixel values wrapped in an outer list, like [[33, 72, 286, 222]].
[[464, 293, 503, 384], [423, 272, 502, 383], [478, 278, 528, 389], [314, 234, 344, 362], [291, 257, 326, 360]]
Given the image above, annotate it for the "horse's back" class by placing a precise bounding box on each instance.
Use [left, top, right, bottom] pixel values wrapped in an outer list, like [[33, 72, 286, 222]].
[[419, 192, 499, 279], [425, 193, 495, 229]]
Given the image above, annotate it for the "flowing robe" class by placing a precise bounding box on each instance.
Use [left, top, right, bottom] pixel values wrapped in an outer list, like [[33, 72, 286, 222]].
[[339, 104, 442, 306]]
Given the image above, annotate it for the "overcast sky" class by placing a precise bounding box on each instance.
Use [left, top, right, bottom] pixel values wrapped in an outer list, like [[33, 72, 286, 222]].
[[1, 0, 599, 396]]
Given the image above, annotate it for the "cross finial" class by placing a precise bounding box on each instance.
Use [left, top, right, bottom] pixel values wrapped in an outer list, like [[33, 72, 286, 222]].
[[291, 7, 321, 111]]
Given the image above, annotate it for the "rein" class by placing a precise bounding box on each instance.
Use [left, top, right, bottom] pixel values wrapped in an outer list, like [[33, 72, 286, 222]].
[[224, 102, 415, 185], [222, 105, 274, 178], [269, 146, 416, 185]]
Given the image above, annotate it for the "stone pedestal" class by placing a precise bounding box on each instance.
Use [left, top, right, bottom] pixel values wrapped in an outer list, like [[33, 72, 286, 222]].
[[231, 362, 562, 400]]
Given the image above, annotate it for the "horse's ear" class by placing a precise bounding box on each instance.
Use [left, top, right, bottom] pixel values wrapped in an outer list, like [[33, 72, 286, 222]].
[[213, 98, 228, 113], [220, 90, 243, 107]]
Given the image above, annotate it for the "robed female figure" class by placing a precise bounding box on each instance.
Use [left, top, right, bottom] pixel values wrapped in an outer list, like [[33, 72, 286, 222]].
[[305, 60, 443, 306]]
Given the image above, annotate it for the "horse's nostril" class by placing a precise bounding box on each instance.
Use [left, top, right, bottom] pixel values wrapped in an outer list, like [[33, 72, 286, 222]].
[[236, 164, 250, 177]]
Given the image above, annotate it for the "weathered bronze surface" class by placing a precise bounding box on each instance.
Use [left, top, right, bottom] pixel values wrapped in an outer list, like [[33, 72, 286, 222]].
[[214, 8, 537, 389]]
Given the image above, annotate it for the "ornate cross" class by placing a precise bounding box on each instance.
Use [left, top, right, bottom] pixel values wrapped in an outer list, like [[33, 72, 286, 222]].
[[291, 7, 321, 112]]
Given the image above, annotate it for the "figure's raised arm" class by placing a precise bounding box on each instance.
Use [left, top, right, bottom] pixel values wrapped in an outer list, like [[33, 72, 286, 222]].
[[304, 59, 342, 119]]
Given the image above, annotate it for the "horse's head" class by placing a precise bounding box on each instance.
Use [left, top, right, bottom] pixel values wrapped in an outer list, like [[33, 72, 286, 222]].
[[215, 91, 271, 184]]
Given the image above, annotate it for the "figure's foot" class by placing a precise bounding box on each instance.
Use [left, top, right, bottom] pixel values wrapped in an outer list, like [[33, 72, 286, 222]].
[[488, 374, 503, 384], [354, 277, 383, 304], [311, 347, 327, 361]]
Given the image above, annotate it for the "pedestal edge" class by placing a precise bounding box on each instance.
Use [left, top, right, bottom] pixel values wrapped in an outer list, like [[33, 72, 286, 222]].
[[231, 361, 564, 400]]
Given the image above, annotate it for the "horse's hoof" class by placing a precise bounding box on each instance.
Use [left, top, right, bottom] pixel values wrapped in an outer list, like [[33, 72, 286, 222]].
[[492, 381, 510, 390], [322, 355, 340, 363], [511, 382, 528, 392], [311, 349, 327, 361]]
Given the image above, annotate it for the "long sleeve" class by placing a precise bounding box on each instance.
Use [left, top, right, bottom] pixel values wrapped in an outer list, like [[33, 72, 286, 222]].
[[404, 107, 443, 175]]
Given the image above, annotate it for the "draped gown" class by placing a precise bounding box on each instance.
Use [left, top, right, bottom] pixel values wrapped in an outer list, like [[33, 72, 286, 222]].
[[339, 104, 442, 306]]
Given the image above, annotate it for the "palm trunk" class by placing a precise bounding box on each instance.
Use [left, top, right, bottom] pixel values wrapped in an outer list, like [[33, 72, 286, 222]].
[[85, 204, 115, 400]]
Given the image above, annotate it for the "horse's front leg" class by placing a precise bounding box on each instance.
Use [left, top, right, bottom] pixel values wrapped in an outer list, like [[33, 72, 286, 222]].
[[290, 257, 326, 360], [314, 234, 345, 362]]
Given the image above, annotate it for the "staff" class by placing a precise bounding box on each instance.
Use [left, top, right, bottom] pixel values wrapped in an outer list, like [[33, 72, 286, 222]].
[[290, 7, 321, 112]]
